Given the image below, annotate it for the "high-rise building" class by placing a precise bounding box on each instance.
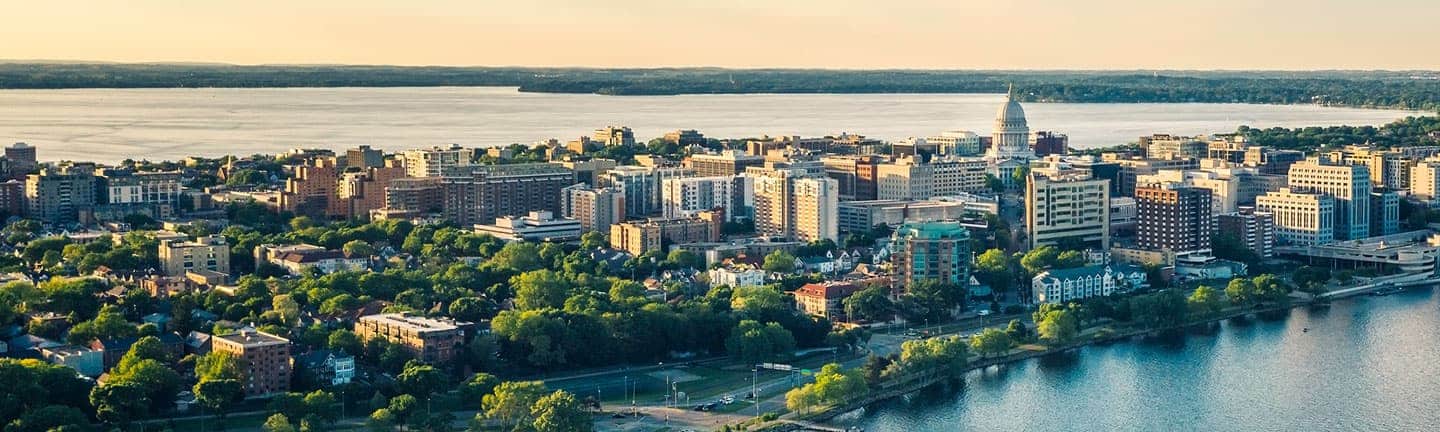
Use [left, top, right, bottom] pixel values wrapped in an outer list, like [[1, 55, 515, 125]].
[[1030, 131, 1069, 157], [821, 155, 882, 201], [346, 145, 385, 169], [1104, 156, 1199, 197], [1026, 169, 1111, 250], [158, 235, 231, 277], [440, 163, 574, 226], [98, 169, 182, 205], [380, 177, 444, 217], [5, 142, 37, 177], [1135, 185, 1213, 253], [661, 176, 739, 221], [599, 166, 694, 218], [279, 157, 344, 218], [1288, 158, 1370, 240], [1371, 189, 1400, 237], [752, 166, 838, 242], [686, 150, 764, 177], [336, 159, 408, 219], [1246, 148, 1305, 175], [875, 157, 934, 200], [558, 158, 618, 186], [593, 126, 636, 147], [1410, 156, 1440, 201], [560, 184, 625, 232], [25, 164, 97, 225], [1217, 208, 1277, 258], [1136, 169, 1239, 215], [891, 221, 970, 289], [403, 145, 474, 178], [212, 330, 291, 397], [1256, 188, 1335, 246]]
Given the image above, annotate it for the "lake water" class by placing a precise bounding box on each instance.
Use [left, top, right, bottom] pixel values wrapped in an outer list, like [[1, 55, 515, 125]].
[[0, 87, 1421, 164], [830, 289, 1440, 432]]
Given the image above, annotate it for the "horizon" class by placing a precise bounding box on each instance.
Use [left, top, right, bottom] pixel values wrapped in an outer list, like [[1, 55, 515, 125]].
[[5, 0, 1439, 70]]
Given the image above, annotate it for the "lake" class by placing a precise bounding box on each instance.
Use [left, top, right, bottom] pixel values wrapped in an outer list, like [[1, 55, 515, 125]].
[[829, 289, 1440, 432], [0, 87, 1421, 164]]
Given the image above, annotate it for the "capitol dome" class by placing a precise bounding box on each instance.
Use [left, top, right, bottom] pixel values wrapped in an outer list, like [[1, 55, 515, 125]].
[[995, 84, 1028, 127]]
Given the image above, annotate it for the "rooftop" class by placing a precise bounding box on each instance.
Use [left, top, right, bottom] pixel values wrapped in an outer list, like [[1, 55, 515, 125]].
[[358, 313, 463, 332], [214, 330, 290, 347]]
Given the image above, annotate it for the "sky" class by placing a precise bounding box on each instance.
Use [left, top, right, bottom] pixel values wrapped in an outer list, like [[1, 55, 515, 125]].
[[3, 0, 1438, 70]]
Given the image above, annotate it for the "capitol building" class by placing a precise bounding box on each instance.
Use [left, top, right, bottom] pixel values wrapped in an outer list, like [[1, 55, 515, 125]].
[[985, 85, 1036, 185]]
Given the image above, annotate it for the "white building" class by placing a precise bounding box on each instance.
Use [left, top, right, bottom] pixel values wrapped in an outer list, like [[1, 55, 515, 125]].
[[560, 184, 626, 232], [1289, 158, 1371, 240], [1026, 169, 1111, 250], [1256, 188, 1335, 246], [707, 265, 767, 288], [752, 166, 839, 242], [473, 211, 583, 242], [1410, 156, 1440, 201], [402, 145, 474, 178], [927, 130, 982, 156], [1032, 264, 1148, 305], [599, 166, 694, 218], [257, 244, 368, 275], [1136, 169, 1240, 215], [661, 176, 739, 221]]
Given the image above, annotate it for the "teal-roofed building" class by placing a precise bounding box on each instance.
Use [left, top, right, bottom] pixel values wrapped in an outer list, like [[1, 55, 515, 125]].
[[891, 221, 971, 289]]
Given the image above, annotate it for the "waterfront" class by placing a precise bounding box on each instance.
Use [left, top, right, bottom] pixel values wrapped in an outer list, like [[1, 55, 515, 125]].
[[829, 289, 1440, 432], [0, 87, 1419, 163]]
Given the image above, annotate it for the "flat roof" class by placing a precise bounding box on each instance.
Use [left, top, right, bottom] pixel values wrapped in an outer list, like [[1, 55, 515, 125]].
[[358, 313, 461, 332], [214, 330, 289, 347]]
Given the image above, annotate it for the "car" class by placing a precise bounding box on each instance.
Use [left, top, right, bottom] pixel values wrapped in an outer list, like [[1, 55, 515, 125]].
[[978, 309, 992, 316], [722, 395, 735, 404]]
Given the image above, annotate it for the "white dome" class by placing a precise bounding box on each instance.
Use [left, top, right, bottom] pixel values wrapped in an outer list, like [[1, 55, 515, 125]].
[[996, 89, 1027, 126]]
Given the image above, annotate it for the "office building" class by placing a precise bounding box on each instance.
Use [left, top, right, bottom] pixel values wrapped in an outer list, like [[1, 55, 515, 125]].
[[98, 170, 182, 205], [821, 155, 882, 201], [663, 129, 706, 146], [836, 197, 993, 233], [1026, 170, 1111, 250], [593, 126, 636, 147], [212, 330, 291, 397], [1141, 134, 1207, 160], [892, 137, 939, 160], [927, 130, 982, 156], [1104, 156, 1200, 197], [1288, 158, 1370, 240], [1411, 156, 1440, 201], [686, 150, 764, 177], [159, 235, 231, 277], [1217, 208, 1276, 258], [1256, 188, 1335, 246], [1136, 185, 1213, 253], [1136, 169, 1239, 215], [560, 184, 626, 232], [891, 221, 970, 289], [1371, 189, 1400, 237], [474, 211, 583, 242], [355, 313, 466, 364], [558, 158, 618, 186], [1030, 131, 1069, 157], [875, 157, 933, 200], [6, 142, 37, 174]]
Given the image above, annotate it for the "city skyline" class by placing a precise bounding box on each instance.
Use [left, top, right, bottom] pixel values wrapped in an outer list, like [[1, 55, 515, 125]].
[[4, 0, 1440, 70]]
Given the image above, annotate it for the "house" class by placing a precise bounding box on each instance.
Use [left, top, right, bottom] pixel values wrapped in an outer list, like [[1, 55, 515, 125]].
[[796, 256, 838, 274], [41, 345, 104, 377], [141, 275, 194, 298], [707, 264, 766, 288], [142, 313, 171, 332], [295, 349, 356, 387], [256, 243, 368, 275], [793, 282, 863, 321], [1031, 264, 1149, 305], [185, 331, 212, 355]]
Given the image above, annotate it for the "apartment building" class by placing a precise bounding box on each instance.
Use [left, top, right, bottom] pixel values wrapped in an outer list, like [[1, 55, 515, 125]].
[[355, 313, 465, 364]]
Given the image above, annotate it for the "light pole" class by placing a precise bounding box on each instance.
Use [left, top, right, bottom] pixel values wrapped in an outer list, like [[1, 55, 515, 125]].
[[752, 367, 760, 417]]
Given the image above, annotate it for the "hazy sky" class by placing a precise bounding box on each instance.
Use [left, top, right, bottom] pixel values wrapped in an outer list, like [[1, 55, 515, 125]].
[[5, 0, 1437, 69]]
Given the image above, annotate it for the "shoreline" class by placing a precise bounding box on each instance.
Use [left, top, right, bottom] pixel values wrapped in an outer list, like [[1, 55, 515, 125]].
[[765, 293, 1378, 431]]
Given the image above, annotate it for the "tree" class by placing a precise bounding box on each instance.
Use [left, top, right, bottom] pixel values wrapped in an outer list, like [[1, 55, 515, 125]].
[[579, 231, 606, 250], [328, 329, 364, 354], [1225, 278, 1258, 306], [1020, 246, 1059, 275], [529, 390, 593, 432], [386, 394, 419, 425], [1004, 319, 1031, 344], [273, 294, 301, 325], [1055, 250, 1086, 269], [367, 408, 395, 432], [342, 240, 377, 257], [264, 413, 297, 432], [512, 270, 571, 311], [784, 363, 867, 414], [884, 336, 969, 379], [396, 361, 447, 400], [269, 392, 309, 421], [729, 286, 789, 320], [482, 381, 548, 426], [1291, 266, 1331, 292], [762, 250, 796, 273], [904, 279, 964, 321], [725, 320, 796, 363], [66, 304, 136, 344], [303, 390, 339, 424], [90, 382, 150, 426], [842, 285, 893, 322], [1253, 273, 1292, 302], [116, 335, 170, 371], [1036, 308, 1079, 344], [974, 249, 1013, 293], [664, 249, 702, 269], [459, 373, 500, 406], [6, 405, 90, 432], [107, 358, 181, 413], [1187, 286, 1224, 317], [448, 297, 494, 322], [969, 328, 1014, 358], [194, 378, 243, 418]]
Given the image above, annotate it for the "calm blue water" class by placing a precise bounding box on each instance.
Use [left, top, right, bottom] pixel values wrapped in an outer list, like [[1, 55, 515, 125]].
[[832, 289, 1440, 432]]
